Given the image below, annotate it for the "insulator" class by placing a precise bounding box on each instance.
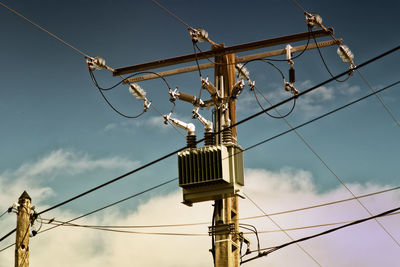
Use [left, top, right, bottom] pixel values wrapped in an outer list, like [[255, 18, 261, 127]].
[[204, 132, 215, 146], [190, 28, 209, 43], [186, 135, 197, 149], [289, 67, 295, 84], [337, 45, 354, 63], [92, 56, 106, 70], [178, 91, 197, 103], [222, 127, 233, 144], [306, 13, 323, 27], [129, 83, 147, 100], [235, 64, 250, 81]]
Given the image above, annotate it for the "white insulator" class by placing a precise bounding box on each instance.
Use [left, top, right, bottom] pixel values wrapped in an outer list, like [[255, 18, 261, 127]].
[[235, 64, 250, 81], [191, 28, 209, 42], [306, 13, 323, 27], [92, 56, 106, 70], [129, 83, 147, 100], [201, 77, 217, 95], [337, 45, 354, 63]]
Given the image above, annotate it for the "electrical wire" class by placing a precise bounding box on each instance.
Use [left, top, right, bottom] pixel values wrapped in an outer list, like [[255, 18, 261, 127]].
[[241, 205, 400, 264], [241, 80, 400, 250], [290, 0, 308, 13], [0, 210, 8, 220], [38, 177, 177, 234], [33, 79, 398, 238], [151, 0, 192, 29], [0, 1, 91, 59], [237, 58, 297, 119], [0, 243, 14, 253], [34, 183, 400, 231], [356, 71, 400, 128], [242, 80, 400, 153], [253, 85, 297, 119], [34, 46, 398, 218], [0, 228, 16, 243], [243, 192, 322, 266], [310, 30, 352, 82]]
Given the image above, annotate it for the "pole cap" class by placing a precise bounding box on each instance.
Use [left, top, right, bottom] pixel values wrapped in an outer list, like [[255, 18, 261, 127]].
[[19, 191, 31, 201]]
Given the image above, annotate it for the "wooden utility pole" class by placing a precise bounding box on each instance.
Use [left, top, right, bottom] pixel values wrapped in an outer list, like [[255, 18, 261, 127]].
[[213, 48, 240, 267], [110, 28, 340, 267], [15, 191, 31, 267]]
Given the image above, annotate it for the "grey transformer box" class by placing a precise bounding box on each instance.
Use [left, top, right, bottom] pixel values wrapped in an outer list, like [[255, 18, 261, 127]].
[[178, 144, 244, 206]]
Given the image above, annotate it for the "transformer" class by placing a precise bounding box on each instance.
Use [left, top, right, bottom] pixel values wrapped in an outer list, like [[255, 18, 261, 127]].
[[178, 144, 244, 206]]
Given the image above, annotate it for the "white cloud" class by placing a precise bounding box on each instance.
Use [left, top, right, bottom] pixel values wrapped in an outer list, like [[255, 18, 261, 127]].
[[1, 164, 399, 267], [256, 80, 363, 118]]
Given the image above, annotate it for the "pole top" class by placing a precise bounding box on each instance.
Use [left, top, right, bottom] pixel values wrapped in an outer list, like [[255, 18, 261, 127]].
[[19, 191, 31, 201]]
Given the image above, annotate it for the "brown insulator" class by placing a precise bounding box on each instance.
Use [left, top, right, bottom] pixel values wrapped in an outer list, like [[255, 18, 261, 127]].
[[186, 135, 197, 149], [204, 132, 215, 146], [222, 127, 233, 144]]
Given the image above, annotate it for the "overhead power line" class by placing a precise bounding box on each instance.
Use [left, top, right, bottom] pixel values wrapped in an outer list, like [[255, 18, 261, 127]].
[[38, 181, 400, 231], [244, 192, 322, 266], [0, 1, 91, 58], [38, 177, 177, 234], [241, 205, 400, 264], [42, 211, 400, 237], [34, 45, 399, 217], [243, 80, 400, 153]]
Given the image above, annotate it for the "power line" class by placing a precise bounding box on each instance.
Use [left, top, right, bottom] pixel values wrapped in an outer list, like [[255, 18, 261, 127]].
[[244, 192, 323, 267], [0, 228, 16, 243], [250, 70, 400, 247], [38, 177, 177, 234], [243, 80, 400, 153], [151, 0, 192, 29], [38, 183, 400, 230], [356, 70, 400, 128], [0, 243, 14, 253], [0, 210, 8, 220], [0, 1, 91, 59], [35, 45, 398, 218], [241, 205, 400, 264]]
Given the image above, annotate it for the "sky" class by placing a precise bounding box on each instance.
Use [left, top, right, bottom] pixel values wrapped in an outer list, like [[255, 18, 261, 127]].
[[0, 0, 399, 266]]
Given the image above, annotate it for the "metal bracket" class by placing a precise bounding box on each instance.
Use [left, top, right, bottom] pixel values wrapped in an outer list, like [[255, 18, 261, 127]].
[[209, 223, 236, 236]]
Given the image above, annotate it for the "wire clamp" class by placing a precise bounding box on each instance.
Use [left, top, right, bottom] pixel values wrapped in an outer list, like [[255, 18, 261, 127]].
[[209, 223, 236, 236]]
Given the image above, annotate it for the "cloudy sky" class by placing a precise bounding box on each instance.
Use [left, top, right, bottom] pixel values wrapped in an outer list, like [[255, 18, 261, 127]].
[[0, 0, 399, 266]]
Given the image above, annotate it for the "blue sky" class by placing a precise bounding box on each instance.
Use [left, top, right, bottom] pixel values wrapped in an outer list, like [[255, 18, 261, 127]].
[[0, 0, 399, 266]]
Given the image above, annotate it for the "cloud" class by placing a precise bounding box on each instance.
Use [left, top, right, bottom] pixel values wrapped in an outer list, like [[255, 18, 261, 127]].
[[0, 149, 139, 214], [1, 164, 399, 266], [257, 80, 362, 118]]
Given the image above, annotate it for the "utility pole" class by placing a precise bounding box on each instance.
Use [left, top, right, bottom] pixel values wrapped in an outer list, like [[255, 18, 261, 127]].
[[15, 191, 31, 267], [110, 28, 340, 267], [213, 49, 240, 267]]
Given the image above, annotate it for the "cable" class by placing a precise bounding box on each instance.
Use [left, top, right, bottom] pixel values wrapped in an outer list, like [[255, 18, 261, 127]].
[[0, 1, 91, 58], [151, 0, 192, 29], [311, 30, 352, 82], [243, 184, 400, 221], [34, 184, 400, 231], [237, 58, 297, 119], [37, 79, 399, 233], [243, 192, 323, 266], [289, 0, 307, 13], [96, 85, 146, 119], [38, 177, 177, 234], [253, 85, 297, 119], [35, 45, 399, 217], [242, 80, 400, 250], [0, 210, 8, 220], [0, 228, 16, 243], [356, 71, 400, 128], [243, 80, 400, 153], [0, 243, 14, 253], [241, 205, 400, 264]]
